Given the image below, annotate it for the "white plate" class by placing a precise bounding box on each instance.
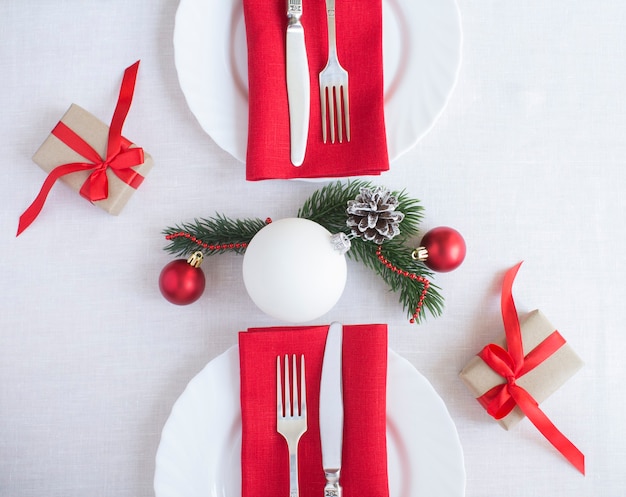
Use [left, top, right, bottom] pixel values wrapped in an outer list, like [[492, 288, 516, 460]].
[[173, 0, 462, 164], [154, 346, 465, 497]]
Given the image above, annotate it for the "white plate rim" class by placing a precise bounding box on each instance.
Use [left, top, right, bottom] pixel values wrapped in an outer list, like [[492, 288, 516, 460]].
[[154, 345, 466, 497], [173, 0, 463, 164]]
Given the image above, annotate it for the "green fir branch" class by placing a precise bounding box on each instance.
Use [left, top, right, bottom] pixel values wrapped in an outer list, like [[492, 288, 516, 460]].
[[331, 234, 444, 322], [297, 180, 369, 230], [297, 181, 439, 321], [162, 213, 267, 257], [297, 180, 424, 240], [374, 239, 445, 322], [161, 181, 444, 323]]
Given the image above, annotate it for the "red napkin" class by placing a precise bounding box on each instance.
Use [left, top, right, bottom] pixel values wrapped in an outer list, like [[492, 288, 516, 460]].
[[243, 0, 389, 180], [239, 324, 389, 497]]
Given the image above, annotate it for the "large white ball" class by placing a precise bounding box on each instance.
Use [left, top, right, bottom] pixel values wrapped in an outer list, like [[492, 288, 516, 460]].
[[242, 218, 347, 323]]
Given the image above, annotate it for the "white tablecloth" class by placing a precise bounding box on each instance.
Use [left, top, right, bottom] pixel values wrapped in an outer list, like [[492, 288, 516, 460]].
[[1, 1, 624, 496]]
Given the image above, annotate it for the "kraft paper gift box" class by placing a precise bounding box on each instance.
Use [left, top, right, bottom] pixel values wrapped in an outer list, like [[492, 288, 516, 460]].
[[32, 103, 153, 216], [459, 309, 584, 430]]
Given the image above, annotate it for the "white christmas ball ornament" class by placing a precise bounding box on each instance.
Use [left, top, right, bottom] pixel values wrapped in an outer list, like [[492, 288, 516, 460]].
[[242, 218, 347, 323]]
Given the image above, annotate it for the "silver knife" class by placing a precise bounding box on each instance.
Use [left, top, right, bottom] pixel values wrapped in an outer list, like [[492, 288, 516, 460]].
[[286, 0, 310, 166], [319, 322, 343, 497]]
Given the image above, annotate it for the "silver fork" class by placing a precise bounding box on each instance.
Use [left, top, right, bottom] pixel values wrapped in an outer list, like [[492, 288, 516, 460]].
[[319, 0, 350, 143], [277, 354, 307, 497]]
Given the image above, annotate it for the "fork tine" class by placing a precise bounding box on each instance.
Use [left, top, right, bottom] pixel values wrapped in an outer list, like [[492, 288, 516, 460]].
[[336, 87, 344, 144], [291, 354, 299, 416], [342, 85, 350, 142], [329, 87, 336, 144], [277, 355, 283, 417], [321, 88, 328, 144], [284, 354, 291, 416], [300, 355, 306, 418], [277, 355, 306, 419]]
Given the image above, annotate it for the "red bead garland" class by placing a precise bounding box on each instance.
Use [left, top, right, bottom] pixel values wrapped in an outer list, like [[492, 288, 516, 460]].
[[164, 232, 249, 251], [164, 218, 272, 252], [376, 246, 430, 323]]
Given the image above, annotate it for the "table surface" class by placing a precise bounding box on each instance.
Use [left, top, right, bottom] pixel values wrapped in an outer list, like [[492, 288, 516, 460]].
[[1, 1, 624, 496]]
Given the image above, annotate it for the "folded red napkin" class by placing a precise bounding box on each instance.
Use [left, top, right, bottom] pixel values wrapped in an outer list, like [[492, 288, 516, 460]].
[[239, 324, 389, 497], [243, 0, 389, 180]]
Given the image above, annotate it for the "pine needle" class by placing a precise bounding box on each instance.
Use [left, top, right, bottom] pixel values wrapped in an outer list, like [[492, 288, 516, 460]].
[[161, 181, 444, 322]]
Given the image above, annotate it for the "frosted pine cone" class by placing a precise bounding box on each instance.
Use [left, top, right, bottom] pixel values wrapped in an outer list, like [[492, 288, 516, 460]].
[[346, 187, 405, 244]]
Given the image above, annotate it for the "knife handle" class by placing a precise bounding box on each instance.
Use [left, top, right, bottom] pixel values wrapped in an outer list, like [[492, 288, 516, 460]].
[[324, 470, 341, 497], [287, 0, 303, 22], [285, 7, 310, 166]]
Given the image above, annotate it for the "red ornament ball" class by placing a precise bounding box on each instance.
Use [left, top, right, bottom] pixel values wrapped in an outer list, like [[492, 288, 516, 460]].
[[159, 254, 206, 305], [419, 226, 466, 272]]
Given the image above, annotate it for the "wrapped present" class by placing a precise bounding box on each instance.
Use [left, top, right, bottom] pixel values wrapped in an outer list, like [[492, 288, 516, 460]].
[[459, 262, 585, 474], [460, 309, 584, 430], [17, 61, 152, 236]]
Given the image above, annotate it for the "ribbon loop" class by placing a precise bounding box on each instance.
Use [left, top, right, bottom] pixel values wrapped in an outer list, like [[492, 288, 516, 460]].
[[476, 262, 585, 474], [17, 60, 144, 236]]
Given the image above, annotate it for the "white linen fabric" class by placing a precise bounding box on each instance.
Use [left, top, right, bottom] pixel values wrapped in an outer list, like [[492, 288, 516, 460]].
[[1, 1, 624, 496]]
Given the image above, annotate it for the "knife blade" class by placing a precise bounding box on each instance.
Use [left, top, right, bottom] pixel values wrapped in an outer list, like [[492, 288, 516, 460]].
[[319, 322, 343, 497], [286, 0, 310, 166]]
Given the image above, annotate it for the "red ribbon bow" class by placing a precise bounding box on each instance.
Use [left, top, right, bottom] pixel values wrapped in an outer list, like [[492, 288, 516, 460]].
[[17, 61, 145, 236], [476, 262, 585, 474]]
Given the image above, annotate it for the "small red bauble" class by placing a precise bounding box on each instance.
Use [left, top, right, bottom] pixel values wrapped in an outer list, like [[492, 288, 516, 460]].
[[159, 252, 206, 305], [414, 226, 466, 272]]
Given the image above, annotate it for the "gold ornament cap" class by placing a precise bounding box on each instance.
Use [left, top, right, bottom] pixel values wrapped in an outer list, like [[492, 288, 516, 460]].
[[186, 251, 204, 268], [411, 247, 429, 261]]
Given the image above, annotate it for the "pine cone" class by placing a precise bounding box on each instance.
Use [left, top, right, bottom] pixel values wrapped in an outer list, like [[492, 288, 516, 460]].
[[346, 187, 405, 244]]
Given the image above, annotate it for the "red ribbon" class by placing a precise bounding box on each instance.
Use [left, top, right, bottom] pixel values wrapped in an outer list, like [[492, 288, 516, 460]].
[[17, 61, 145, 236], [476, 262, 585, 474]]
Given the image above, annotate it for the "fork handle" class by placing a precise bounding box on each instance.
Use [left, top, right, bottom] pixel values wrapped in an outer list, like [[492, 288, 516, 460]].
[[325, 0, 338, 58], [289, 450, 300, 497]]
